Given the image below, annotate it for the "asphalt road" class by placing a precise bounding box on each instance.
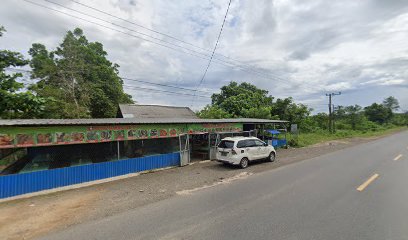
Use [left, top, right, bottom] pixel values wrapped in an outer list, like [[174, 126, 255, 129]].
[[39, 131, 408, 240]]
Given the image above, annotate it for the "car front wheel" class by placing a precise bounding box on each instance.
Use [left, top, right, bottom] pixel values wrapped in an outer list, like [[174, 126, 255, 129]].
[[268, 152, 276, 162]]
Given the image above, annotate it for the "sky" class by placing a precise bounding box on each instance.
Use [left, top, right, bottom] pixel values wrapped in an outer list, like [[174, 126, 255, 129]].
[[1, 0, 407, 113]]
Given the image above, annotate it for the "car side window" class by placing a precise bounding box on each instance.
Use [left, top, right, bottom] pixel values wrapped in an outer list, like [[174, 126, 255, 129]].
[[255, 140, 265, 146], [237, 140, 247, 148], [246, 140, 256, 147]]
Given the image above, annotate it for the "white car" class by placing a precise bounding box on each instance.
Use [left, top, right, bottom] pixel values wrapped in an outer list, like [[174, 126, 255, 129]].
[[216, 137, 276, 168]]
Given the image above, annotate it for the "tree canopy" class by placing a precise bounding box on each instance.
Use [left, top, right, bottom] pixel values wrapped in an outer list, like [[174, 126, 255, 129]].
[[382, 96, 399, 111], [198, 81, 312, 127], [364, 103, 392, 124], [0, 26, 46, 119], [29, 28, 133, 118]]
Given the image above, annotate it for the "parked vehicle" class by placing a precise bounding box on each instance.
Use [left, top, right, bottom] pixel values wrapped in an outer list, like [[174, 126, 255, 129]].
[[215, 137, 276, 168]]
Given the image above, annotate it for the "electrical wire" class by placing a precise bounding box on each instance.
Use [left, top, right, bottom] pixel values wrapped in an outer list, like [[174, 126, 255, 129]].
[[66, 0, 295, 83], [192, 0, 232, 106], [5, 68, 214, 94], [21, 0, 324, 95], [123, 84, 211, 98], [30, 0, 313, 91]]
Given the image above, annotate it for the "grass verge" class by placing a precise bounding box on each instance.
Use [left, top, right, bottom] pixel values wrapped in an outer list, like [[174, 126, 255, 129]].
[[287, 126, 407, 147]]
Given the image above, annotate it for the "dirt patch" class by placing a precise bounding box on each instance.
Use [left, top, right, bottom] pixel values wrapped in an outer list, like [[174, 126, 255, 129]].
[[176, 172, 253, 195], [0, 190, 100, 240], [310, 140, 350, 147]]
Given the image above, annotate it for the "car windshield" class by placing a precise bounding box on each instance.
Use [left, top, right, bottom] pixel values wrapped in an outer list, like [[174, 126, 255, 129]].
[[218, 140, 234, 149]]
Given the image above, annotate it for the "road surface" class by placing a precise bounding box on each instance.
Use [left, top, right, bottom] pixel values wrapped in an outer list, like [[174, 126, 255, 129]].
[[40, 131, 408, 240]]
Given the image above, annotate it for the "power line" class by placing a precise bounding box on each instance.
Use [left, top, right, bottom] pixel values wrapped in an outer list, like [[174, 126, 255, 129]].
[[66, 0, 294, 83], [123, 85, 211, 98], [192, 0, 232, 106], [43, 0, 217, 61], [122, 77, 213, 94], [23, 0, 215, 62], [5, 68, 211, 99], [22, 0, 322, 94], [37, 0, 312, 91], [68, 0, 210, 53], [6, 67, 214, 95]]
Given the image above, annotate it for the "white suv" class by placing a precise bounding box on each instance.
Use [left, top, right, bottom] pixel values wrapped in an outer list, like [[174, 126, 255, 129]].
[[216, 137, 276, 168]]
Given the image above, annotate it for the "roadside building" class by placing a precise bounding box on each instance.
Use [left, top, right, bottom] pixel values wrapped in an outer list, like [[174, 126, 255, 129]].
[[0, 105, 288, 199]]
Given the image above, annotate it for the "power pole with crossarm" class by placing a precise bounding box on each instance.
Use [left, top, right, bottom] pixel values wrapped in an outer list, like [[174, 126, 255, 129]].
[[326, 92, 341, 133]]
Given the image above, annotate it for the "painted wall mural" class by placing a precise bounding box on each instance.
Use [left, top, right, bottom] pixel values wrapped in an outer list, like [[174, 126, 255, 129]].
[[0, 123, 243, 149]]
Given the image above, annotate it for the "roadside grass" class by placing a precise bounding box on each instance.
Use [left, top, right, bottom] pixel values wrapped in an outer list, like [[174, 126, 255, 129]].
[[287, 126, 407, 147]]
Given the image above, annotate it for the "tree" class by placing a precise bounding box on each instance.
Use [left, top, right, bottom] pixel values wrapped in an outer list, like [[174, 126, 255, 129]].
[[271, 97, 311, 129], [382, 96, 399, 112], [211, 82, 274, 118], [364, 103, 392, 124], [29, 28, 133, 118], [310, 113, 329, 130], [344, 105, 363, 130], [0, 26, 46, 119], [197, 105, 231, 119], [199, 82, 311, 129]]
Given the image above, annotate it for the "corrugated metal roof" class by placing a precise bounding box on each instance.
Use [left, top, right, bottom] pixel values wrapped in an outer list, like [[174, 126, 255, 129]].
[[118, 104, 198, 119], [0, 118, 288, 126]]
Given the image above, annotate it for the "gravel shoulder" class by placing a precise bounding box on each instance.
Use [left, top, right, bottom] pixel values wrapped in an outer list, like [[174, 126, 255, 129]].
[[0, 130, 405, 240]]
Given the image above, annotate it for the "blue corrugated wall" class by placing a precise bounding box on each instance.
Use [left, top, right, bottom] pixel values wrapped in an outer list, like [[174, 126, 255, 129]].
[[272, 139, 287, 148], [0, 152, 180, 199]]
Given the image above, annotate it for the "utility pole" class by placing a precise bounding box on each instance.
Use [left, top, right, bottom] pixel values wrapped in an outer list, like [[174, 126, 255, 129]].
[[325, 92, 341, 134], [332, 104, 337, 133]]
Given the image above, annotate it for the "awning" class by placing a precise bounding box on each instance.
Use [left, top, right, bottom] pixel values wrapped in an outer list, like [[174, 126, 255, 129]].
[[265, 129, 280, 134]]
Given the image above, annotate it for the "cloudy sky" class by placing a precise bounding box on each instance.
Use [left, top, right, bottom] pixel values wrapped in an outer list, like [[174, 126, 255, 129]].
[[1, 0, 407, 113]]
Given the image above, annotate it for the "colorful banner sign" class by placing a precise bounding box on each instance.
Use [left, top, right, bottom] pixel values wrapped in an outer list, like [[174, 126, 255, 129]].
[[0, 123, 243, 149]]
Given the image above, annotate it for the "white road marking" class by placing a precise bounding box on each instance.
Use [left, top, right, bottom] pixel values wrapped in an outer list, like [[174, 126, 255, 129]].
[[394, 154, 403, 161]]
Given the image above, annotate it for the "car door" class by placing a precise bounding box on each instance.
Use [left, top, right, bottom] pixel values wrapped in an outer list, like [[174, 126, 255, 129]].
[[245, 139, 258, 160], [254, 139, 268, 159]]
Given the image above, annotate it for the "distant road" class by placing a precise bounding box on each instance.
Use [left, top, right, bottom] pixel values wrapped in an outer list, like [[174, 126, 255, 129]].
[[40, 131, 408, 240]]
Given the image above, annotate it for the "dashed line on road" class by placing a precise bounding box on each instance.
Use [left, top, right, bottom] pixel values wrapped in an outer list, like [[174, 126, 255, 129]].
[[394, 154, 403, 161], [357, 173, 379, 192]]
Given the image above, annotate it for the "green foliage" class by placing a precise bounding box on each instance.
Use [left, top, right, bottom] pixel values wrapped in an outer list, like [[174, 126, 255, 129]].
[[199, 82, 311, 126], [29, 28, 133, 118], [391, 112, 408, 126], [271, 97, 311, 128], [211, 82, 274, 118], [197, 105, 231, 119], [343, 105, 363, 130], [0, 25, 47, 119], [382, 96, 399, 111], [286, 127, 405, 147], [364, 103, 392, 124], [199, 82, 405, 139]]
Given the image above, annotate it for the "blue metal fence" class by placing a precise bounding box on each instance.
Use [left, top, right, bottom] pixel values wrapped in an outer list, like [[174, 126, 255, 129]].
[[0, 152, 180, 199]]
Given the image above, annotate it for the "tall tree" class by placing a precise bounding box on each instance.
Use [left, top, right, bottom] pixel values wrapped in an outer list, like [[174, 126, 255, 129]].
[[29, 28, 133, 119], [210, 82, 274, 118], [271, 97, 311, 128], [382, 96, 399, 111], [0, 26, 46, 119]]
